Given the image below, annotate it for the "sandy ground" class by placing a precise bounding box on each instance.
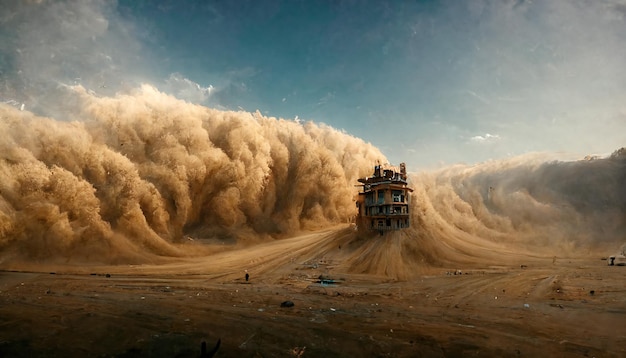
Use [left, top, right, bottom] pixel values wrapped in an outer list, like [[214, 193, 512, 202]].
[[1, 226, 625, 357]]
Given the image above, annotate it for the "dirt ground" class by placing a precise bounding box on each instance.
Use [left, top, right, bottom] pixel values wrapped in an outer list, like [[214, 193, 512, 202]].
[[1, 226, 625, 357]]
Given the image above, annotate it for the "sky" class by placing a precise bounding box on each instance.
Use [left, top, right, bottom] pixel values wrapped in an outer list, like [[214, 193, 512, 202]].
[[2, 0, 626, 169]]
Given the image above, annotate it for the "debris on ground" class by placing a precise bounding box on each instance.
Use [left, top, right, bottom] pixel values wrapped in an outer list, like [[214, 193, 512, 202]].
[[280, 300, 295, 308]]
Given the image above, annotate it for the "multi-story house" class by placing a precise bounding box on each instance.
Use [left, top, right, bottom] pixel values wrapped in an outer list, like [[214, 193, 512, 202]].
[[355, 163, 413, 234]]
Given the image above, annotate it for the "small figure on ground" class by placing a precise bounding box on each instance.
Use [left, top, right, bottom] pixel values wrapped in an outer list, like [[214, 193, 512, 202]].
[[245, 271, 249, 282]]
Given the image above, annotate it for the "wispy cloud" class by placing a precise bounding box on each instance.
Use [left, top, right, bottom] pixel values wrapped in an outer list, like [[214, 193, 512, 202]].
[[470, 133, 501, 144], [163, 73, 214, 104]]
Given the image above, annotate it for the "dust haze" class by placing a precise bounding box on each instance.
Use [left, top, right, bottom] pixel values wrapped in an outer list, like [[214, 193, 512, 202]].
[[0, 84, 624, 269]]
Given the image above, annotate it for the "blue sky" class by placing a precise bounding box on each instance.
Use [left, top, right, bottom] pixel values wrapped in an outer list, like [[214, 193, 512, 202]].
[[3, 0, 626, 169]]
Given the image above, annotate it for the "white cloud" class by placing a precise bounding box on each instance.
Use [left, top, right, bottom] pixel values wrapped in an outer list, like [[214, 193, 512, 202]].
[[470, 133, 501, 144], [162, 73, 214, 104]]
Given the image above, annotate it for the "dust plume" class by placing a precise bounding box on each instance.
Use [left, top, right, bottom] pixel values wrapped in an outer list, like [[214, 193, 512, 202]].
[[408, 151, 625, 257], [0, 85, 385, 263], [1, 82, 624, 271]]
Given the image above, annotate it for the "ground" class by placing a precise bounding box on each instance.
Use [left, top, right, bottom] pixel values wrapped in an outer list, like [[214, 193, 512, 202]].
[[1, 226, 625, 357]]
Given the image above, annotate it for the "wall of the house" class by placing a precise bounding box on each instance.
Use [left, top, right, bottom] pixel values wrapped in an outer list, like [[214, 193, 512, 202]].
[[356, 184, 411, 233]]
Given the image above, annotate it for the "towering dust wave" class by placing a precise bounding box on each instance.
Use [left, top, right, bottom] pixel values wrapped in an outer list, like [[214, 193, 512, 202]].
[[0, 85, 385, 262], [1, 85, 624, 266], [406, 151, 626, 261]]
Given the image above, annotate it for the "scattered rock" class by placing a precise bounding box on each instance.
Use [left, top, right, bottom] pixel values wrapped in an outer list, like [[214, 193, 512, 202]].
[[290, 346, 306, 358], [280, 301, 295, 308]]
